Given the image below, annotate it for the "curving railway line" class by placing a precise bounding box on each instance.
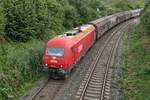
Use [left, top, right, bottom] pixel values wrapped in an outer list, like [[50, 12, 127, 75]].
[[22, 18, 137, 100], [22, 18, 138, 100], [75, 20, 136, 100]]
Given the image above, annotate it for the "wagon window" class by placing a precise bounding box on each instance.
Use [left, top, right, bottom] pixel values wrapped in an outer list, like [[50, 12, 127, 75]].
[[46, 48, 64, 56]]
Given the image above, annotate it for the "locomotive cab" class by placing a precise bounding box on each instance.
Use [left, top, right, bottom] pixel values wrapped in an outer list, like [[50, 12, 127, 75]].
[[43, 36, 75, 75]]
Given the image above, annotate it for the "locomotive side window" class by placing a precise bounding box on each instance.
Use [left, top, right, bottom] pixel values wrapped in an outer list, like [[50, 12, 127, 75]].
[[70, 48, 74, 55], [46, 48, 64, 56]]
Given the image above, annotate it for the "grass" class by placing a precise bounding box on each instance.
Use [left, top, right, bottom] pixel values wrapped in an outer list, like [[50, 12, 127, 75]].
[[0, 40, 45, 100], [121, 24, 150, 100]]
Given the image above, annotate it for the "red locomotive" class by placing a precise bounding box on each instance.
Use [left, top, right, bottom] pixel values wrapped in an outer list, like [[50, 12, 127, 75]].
[[43, 9, 141, 78], [43, 25, 96, 78]]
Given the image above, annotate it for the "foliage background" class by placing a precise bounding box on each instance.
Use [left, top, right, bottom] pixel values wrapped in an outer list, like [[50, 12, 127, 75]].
[[141, 1, 150, 35], [0, 0, 145, 99], [122, 2, 150, 99]]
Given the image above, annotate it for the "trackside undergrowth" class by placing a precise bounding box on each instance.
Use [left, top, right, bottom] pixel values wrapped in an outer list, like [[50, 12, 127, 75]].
[[0, 40, 44, 100], [121, 25, 150, 100]]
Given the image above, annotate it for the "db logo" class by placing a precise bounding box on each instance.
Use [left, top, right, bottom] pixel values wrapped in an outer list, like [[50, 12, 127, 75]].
[[78, 44, 83, 53], [50, 60, 58, 63], [52, 57, 56, 59]]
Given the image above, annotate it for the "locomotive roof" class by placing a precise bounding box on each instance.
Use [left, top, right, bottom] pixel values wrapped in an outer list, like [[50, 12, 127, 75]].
[[46, 24, 95, 48]]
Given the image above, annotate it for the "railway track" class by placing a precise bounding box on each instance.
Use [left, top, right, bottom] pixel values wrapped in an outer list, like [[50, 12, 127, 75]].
[[24, 19, 135, 100], [29, 78, 65, 100], [75, 20, 134, 100], [29, 78, 50, 100]]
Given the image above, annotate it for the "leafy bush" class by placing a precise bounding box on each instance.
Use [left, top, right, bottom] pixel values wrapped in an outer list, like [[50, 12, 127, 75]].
[[58, 0, 81, 29], [114, 0, 133, 11], [90, 0, 115, 16], [0, 1, 5, 36], [0, 40, 44, 99], [122, 24, 150, 100], [141, 1, 150, 35], [3, 0, 50, 42], [67, 0, 99, 23], [110, 0, 144, 12], [3, 0, 66, 42]]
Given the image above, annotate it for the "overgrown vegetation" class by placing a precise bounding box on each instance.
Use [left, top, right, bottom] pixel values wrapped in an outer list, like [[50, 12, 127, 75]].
[[0, 0, 145, 99], [3, 0, 66, 42], [140, 1, 150, 35], [0, 0, 145, 42], [0, 40, 44, 99], [122, 2, 150, 100], [0, 1, 5, 36]]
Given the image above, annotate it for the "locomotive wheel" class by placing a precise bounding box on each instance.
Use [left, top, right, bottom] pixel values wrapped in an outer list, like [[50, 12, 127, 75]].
[[64, 73, 69, 79], [63, 68, 71, 79]]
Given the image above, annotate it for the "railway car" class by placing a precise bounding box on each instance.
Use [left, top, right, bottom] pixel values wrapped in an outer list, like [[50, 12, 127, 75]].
[[43, 9, 141, 79], [89, 15, 117, 39], [43, 24, 96, 78]]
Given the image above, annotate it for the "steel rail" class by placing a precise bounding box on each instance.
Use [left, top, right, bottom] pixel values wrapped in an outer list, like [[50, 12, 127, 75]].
[[100, 26, 125, 100], [76, 20, 133, 100], [30, 78, 50, 100]]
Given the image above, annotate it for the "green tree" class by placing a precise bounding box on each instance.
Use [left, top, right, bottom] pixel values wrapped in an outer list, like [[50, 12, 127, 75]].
[[0, 1, 5, 36], [131, 0, 145, 9], [113, 0, 145, 12], [46, 0, 65, 34], [115, 0, 133, 11], [58, 0, 81, 29], [4, 0, 37, 42], [67, 0, 99, 23], [90, 0, 116, 16], [141, 1, 150, 35], [3, 0, 65, 42]]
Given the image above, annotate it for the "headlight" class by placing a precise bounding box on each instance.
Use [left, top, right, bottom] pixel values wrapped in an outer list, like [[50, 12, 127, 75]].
[[60, 65, 63, 68]]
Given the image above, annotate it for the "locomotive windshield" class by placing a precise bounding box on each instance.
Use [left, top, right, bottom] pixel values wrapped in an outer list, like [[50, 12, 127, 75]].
[[46, 48, 64, 56]]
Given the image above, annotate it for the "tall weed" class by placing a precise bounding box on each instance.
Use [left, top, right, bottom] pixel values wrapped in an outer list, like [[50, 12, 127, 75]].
[[0, 40, 44, 99]]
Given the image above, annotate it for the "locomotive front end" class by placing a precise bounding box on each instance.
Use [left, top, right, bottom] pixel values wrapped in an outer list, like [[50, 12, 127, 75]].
[[43, 36, 75, 78], [43, 46, 68, 76], [43, 47, 65, 69]]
